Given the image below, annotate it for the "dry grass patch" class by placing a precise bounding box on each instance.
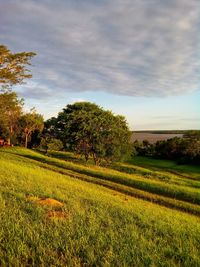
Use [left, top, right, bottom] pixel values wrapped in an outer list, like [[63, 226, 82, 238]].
[[46, 210, 69, 220], [27, 196, 64, 207], [26, 196, 69, 221]]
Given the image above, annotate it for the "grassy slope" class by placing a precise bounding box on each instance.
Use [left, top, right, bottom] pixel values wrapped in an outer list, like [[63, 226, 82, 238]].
[[0, 148, 200, 266], [127, 156, 200, 179]]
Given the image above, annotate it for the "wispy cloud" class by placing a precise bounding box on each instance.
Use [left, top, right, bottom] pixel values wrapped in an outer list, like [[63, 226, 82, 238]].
[[0, 0, 199, 99]]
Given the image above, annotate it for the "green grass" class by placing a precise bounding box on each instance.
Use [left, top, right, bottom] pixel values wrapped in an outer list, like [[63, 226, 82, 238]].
[[8, 148, 200, 205], [0, 147, 200, 266], [46, 150, 200, 181], [2, 148, 200, 214], [127, 156, 200, 179]]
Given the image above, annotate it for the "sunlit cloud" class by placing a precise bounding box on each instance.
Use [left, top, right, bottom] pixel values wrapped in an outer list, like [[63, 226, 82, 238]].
[[0, 0, 199, 100]]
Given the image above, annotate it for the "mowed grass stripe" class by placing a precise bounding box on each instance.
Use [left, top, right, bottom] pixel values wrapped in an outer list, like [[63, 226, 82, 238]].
[[11, 149, 200, 205], [113, 163, 200, 189], [47, 151, 200, 188], [1, 148, 200, 215], [17, 159, 200, 216]]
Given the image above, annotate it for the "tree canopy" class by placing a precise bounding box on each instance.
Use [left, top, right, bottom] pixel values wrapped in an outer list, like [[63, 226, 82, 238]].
[[19, 109, 44, 148], [0, 91, 23, 144], [47, 102, 131, 164], [0, 44, 36, 89], [132, 136, 200, 165]]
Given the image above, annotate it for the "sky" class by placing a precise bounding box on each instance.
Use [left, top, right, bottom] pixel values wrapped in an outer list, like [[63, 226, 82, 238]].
[[0, 0, 199, 130]]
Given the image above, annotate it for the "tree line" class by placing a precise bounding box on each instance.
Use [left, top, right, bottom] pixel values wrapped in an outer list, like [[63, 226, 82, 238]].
[[132, 131, 200, 165], [0, 91, 43, 148], [0, 45, 43, 147]]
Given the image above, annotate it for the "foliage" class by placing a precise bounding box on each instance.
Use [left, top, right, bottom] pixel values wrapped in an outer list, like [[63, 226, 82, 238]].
[[47, 102, 131, 165], [154, 137, 183, 160], [40, 137, 49, 153], [0, 91, 23, 144], [43, 117, 58, 139], [132, 139, 155, 157], [180, 138, 200, 164], [29, 129, 43, 148], [0, 44, 38, 146], [0, 44, 36, 89], [0, 92, 43, 148], [47, 138, 63, 152], [40, 137, 63, 153], [132, 136, 200, 165], [183, 130, 200, 140], [19, 109, 44, 148]]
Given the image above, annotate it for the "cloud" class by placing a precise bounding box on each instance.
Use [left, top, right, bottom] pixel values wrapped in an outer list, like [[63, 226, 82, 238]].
[[0, 0, 199, 99], [15, 82, 54, 100]]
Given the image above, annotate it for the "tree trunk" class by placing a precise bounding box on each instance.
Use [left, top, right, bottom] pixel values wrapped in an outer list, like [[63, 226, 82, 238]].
[[85, 153, 89, 162], [7, 126, 13, 146], [7, 137, 11, 146], [25, 134, 28, 148], [93, 153, 101, 166]]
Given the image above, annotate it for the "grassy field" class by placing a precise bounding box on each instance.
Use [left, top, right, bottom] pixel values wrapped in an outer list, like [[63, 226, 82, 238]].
[[0, 148, 200, 266]]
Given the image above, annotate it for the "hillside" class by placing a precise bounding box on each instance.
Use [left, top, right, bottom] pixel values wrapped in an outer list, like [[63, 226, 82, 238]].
[[0, 147, 200, 266]]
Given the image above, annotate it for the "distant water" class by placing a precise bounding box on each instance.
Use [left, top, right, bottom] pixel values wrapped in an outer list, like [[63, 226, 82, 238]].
[[131, 133, 183, 144]]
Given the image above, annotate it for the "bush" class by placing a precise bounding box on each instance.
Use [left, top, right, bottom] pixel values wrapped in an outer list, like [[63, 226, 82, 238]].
[[47, 139, 63, 152], [39, 137, 63, 153]]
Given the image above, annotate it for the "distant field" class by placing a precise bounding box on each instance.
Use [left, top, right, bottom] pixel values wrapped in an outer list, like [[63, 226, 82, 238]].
[[132, 132, 183, 143], [0, 148, 200, 266]]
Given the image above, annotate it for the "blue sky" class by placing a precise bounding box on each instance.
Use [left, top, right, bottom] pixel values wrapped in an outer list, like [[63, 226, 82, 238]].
[[0, 0, 199, 130]]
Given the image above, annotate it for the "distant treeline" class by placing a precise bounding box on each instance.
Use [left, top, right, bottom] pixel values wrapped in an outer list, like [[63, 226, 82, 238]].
[[132, 131, 200, 165], [133, 130, 190, 134]]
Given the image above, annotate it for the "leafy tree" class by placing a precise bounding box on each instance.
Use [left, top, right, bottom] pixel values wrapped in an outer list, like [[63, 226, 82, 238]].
[[0, 45, 36, 90], [54, 102, 131, 165], [40, 137, 49, 154], [180, 139, 200, 164], [131, 140, 141, 156], [137, 137, 200, 165], [19, 109, 44, 148], [29, 129, 42, 148], [184, 130, 200, 140], [132, 139, 155, 157], [43, 117, 59, 140], [40, 136, 63, 154], [0, 91, 23, 144], [47, 138, 63, 152], [40, 137, 63, 153], [154, 137, 183, 160]]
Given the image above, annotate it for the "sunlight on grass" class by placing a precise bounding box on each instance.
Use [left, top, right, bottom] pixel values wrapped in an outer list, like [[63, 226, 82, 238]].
[[0, 147, 200, 266]]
